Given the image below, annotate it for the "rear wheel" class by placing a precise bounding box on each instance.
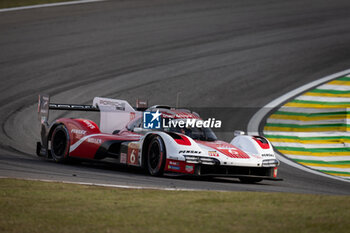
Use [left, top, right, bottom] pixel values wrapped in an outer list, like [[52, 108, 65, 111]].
[[239, 177, 263, 184], [147, 136, 166, 176], [50, 125, 70, 162]]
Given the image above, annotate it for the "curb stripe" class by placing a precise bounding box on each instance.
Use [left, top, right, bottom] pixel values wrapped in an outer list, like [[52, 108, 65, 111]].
[[248, 68, 350, 183], [292, 159, 350, 165], [284, 103, 350, 108], [320, 170, 350, 176], [268, 138, 350, 144], [264, 131, 350, 137], [297, 95, 350, 102], [265, 123, 350, 128], [310, 89, 350, 94], [269, 115, 349, 121], [265, 135, 350, 140], [277, 150, 350, 156], [267, 118, 349, 125], [291, 99, 350, 105], [275, 146, 350, 152], [284, 154, 350, 161], [278, 107, 348, 113], [305, 92, 350, 97], [328, 80, 350, 86], [317, 84, 350, 91], [272, 110, 348, 116], [298, 162, 350, 168], [272, 142, 350, 148], [264, 126, 349, 132], [337, 77, 350, 81], [306, 166, 350, 172]]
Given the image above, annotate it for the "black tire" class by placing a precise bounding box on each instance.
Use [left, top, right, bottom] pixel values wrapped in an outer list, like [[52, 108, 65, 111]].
[[239, 177, 263, 184], [147, 136, 166, 176], [50, 125, 70, 162]]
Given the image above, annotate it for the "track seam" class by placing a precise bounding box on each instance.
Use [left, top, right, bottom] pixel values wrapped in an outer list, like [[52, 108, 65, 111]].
[[0, 0, 105, 13]]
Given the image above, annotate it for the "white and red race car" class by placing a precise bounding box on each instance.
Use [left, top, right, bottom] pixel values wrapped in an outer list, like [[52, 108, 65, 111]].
[[37, 95, 281, 183]]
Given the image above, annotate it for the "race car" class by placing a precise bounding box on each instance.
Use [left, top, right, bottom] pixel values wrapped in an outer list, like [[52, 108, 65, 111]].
[[36, 94, 281, 183]]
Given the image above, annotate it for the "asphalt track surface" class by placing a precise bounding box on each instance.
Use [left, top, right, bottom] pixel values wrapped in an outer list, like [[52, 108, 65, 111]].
[[1, 0, 350, 195]]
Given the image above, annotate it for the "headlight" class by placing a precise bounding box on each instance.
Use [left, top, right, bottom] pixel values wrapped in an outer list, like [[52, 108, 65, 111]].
[[262, 159, 279, 167], [184, 155, 218, 165]]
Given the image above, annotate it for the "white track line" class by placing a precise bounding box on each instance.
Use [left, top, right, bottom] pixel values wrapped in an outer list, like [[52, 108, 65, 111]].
[[0, 0, 105, 13], [0, 176, 203, 192], [247, 68, 350, 183]]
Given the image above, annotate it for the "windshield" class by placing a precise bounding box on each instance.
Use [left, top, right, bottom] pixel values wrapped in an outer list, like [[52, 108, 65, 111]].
[[162, 119, 217, 141]]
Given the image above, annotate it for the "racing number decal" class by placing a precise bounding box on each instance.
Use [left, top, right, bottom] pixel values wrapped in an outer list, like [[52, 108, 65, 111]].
[[130, 150, 136, 163], [127, 142, 140, 166]]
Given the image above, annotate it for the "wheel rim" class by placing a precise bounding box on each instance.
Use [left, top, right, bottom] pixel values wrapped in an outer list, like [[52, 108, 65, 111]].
[[52, 129, 67, 158]]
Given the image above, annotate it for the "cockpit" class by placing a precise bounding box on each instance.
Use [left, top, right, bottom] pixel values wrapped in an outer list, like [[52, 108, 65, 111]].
[[126, 117, 217, 141]]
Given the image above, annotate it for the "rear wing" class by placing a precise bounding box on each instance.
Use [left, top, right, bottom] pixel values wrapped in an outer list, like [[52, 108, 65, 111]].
[[49, 103, 99, 111], [38, 94, 99, 125], [37, 94, 146, 133]]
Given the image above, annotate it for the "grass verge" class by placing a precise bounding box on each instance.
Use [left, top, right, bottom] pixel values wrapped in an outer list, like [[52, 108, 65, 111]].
[[0, 0, 78, 9], [0, 178, 349, 233]]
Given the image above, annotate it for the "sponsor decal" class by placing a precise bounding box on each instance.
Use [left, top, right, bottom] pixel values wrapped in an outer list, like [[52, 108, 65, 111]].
[[161, 112, 175, 118], [218, 147, 249, 159], [71, 129, 87, 135], [163, 118, 221, 128], [221, 149, 243, 158], [83, 120, 96, 129], [86, 138, 102, 144], [168, 165, 180, 170], [120, 152, 127, 164], [217, 145, 237, 150], [208, 144, 249, 159], [185, 165, 194, 173], [262, 154, 274, 157], [130, 112, 136, 121], [179, 150, 201, 154], [208, 151, 219, 157], [217, 147, 239, 157], [143, 110, 161, 129], [165, 160, 195, 174], [169, 161, 179, 166], [251, 154, 262, 159], [142, 111, 221, 129], [99, 99, 125, 111]]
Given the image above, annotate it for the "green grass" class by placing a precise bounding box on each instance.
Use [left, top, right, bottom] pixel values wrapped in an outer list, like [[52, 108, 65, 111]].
[[0, 178, 350, 233], [0, 0, 77, 9]]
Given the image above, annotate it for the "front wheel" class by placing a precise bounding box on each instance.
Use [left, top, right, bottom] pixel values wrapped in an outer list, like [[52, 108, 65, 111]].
[[50, 125, 70, 162], [147, 136, 166, 176]]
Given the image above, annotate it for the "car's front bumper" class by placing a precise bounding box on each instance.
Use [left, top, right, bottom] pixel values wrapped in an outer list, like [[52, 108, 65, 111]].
[[164, 159, 282, 180]]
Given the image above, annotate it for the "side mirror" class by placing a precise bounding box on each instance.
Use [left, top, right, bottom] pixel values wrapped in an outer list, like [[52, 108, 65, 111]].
[[234, 130, 245, 137]]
